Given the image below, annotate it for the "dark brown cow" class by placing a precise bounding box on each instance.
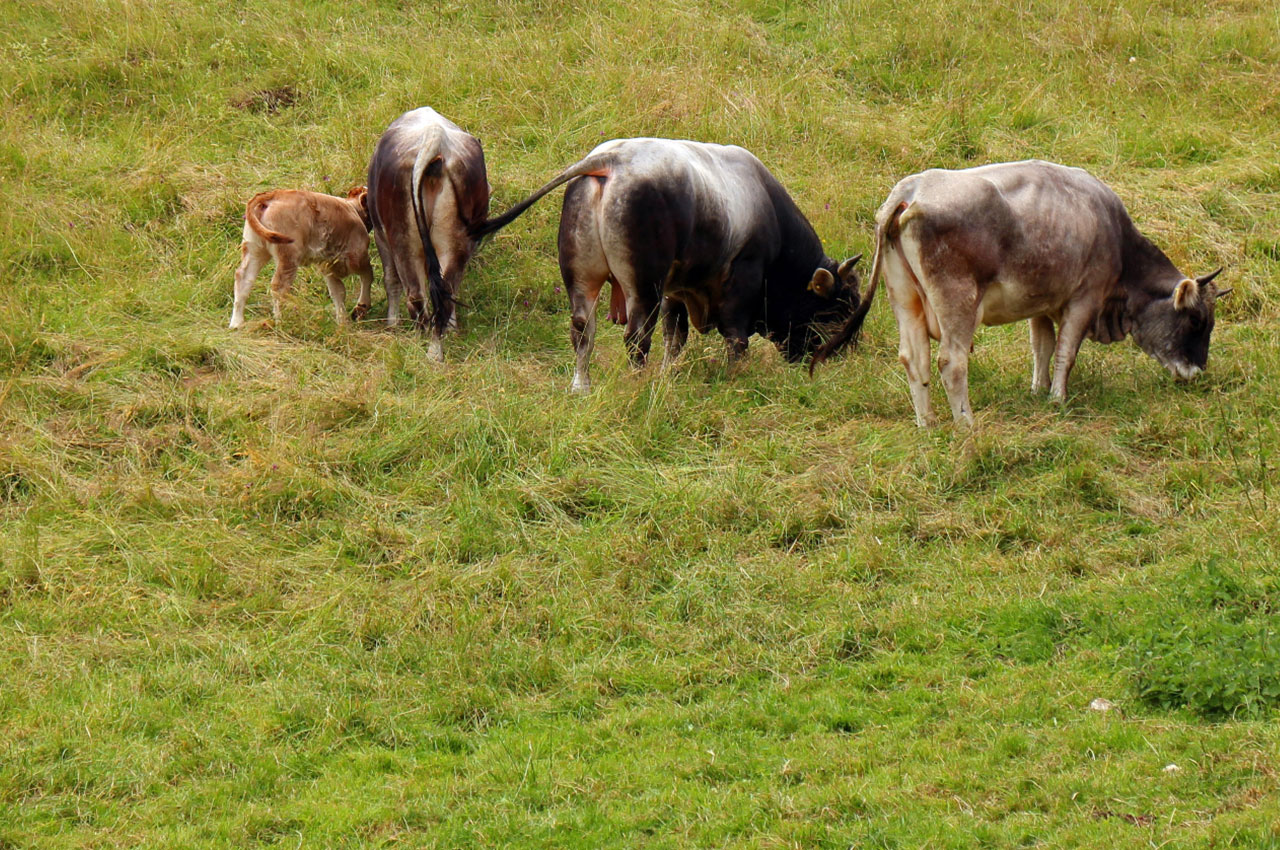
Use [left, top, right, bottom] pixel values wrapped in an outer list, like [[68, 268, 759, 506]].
[[471, 138, 862, 392], [813, 160, 1228, 426], [367, 107, 490, 360]]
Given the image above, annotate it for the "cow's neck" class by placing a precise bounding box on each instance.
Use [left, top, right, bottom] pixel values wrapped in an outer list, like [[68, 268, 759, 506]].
[[1119, 224, 1184, 302], [766, 187, 832, 291], [1092, 223, 1184, 344]]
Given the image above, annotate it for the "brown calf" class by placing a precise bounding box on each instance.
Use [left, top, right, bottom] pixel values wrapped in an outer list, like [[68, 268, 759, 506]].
[[229, 187, 374, 329]]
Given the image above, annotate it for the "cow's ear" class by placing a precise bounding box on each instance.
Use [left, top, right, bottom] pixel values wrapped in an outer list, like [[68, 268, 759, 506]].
[[837, 254, 861, 282], [1173, 278, 1200, 311], [808, 268, 836, 298]]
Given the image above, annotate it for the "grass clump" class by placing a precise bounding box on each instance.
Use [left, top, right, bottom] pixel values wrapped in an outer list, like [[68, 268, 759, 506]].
[[1132, 559, 1280, 719]]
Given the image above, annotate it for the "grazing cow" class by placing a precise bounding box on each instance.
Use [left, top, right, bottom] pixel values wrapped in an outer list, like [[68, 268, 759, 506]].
[[367, 107, 490, 360], [811, 160, 1228, 426], [229, 186, 373, 329], [470, 138, 862, 392]]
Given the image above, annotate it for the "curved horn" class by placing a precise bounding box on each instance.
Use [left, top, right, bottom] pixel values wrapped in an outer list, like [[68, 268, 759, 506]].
[[1196, 267, 1223, 286]]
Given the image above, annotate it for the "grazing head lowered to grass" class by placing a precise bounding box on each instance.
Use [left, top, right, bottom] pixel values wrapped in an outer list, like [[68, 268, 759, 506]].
[[811, 159, 1228, 427], [366, 106, 491, 361], [229, 185, 374, 330], [469, 137, 861, 392]]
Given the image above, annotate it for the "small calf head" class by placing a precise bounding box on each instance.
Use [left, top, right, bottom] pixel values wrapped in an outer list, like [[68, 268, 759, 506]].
[[1132, 269, 1228, 379], [346, 185, 371, 231]]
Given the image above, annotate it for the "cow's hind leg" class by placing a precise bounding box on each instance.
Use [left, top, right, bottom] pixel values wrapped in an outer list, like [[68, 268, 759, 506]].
[[560, 178, 610, 394], [661, 298, 689, 368], [323, 272, 349, 325], [882, 245, 936, 426], [622, 283, 661, 369], [352, 248, 376, 322], [933, 298, 978, 427], [268, 249, 299, 323], [567, 280, 604, 393], [1029, 316, 1055, 393], [230, 242, 268, 329], [373, 229, 402, 326]]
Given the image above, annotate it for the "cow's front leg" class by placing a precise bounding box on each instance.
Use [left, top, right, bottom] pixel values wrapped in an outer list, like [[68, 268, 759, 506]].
[[1029, 316, 1055, 393], [324, 272, 348, 325], [661, 298, 689, 369], [1049, 305, 1093, 402]]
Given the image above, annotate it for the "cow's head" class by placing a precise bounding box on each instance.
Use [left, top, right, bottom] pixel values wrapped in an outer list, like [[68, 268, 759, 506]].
[[346, 185, 372, 231], [774, 255, 861, 362], [1131, 269, 1228, 379]]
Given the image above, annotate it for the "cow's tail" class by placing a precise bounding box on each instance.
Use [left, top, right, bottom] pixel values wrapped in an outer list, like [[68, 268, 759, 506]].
[[245, 192, 292, 244], [809, 198, 907, 375], [411, 127, 450, 336], [468, 152, 616, 239]]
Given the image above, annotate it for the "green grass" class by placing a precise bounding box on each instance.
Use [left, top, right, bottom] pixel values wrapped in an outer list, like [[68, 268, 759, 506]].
[[3, 0, 1280, 846]]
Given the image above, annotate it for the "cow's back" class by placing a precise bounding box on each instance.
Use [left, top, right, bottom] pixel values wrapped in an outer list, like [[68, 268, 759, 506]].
[[587, 139, 779, 267], [888, 160, 1127, 296]]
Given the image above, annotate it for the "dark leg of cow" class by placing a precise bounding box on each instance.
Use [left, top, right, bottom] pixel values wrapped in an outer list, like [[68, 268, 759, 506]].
[[1029, 316, 1055, 393], [717, 254, 763, 373], [661, 298, 689, 368], [623, 294, 661, 368], [1050, 304, 1093, 402]]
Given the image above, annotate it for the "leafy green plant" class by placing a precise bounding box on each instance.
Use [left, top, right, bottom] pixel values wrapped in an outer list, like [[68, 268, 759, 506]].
[[1132, 559, 1280, 718]]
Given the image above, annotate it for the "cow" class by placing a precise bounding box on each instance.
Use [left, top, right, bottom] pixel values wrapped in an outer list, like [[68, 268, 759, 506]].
[[366, 107, 490, 360], [810, 160, 1228, 426], [229, 186, 373, 329], [469, 138, 863, 392]]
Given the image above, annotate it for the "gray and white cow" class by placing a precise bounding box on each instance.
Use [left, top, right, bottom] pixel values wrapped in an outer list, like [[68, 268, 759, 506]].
[[367, 107, 490, 360], [812, 160, 1228, 426], [471, 138, 862, 392]]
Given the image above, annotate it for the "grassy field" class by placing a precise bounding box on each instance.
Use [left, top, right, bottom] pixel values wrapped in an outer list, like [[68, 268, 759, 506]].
[[3, 0, 1280, 846]]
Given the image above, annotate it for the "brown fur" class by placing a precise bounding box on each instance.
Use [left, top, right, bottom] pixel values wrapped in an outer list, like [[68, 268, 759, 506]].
[[229, 187, 374, 329]]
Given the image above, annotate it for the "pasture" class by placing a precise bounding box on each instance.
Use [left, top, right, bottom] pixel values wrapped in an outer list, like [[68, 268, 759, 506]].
[[2, 0, 1279, 846]]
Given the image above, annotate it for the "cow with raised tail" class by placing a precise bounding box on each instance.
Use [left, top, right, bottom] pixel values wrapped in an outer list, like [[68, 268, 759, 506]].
[[367, 107, 490, 360], [470, 138, 862, 392], [811, 160, 1228, 426]]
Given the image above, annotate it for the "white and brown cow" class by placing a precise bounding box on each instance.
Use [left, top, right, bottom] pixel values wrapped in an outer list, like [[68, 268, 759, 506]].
[[812, 160, 1228, 426], [229, 186, 373, 329], [367, 107, 490, 360], [470, 138, 862, 392]]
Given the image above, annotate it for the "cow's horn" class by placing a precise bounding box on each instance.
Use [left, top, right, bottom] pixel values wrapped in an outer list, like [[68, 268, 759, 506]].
[[1196, 268, 1223, 286]]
